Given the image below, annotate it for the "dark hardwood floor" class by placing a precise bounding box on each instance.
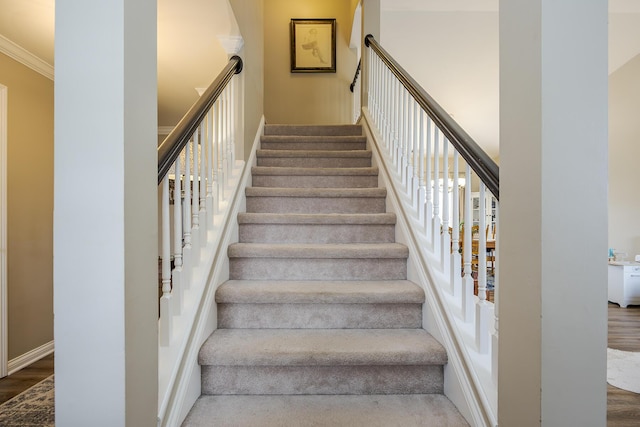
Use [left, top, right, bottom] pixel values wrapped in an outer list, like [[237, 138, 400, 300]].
[[0, 304, 637, 423], [607, 302, 640, 426], [0, 353, 54, 405]]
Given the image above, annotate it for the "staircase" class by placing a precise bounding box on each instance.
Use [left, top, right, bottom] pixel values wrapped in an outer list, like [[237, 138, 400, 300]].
[[182, 125, 469, 426]]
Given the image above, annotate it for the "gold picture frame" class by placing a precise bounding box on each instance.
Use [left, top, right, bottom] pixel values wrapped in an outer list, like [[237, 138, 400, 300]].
[[290, 19, 336, 73]]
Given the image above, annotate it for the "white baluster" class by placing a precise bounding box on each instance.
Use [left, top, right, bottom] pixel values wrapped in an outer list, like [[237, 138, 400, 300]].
[[462, 164, 474, 322], [229, 77, 236, 168], [160, 176, 172, 346], [417, 109, 426, 230], [171, 157, 183, 315], [441, 138, 450, 275], [397, 86, 405, 179], [425, 117, 433, 243], [492, 202, 499, 383], [476, 182, 490, 354], [199, 122, 207, 248], [432, 127, 441, 259], [206, 108, 214, 226], [410, 99, 419, 211], [191, 128, 200, 260], [451, 151, 462, 297], [181, 138, 192, 289]]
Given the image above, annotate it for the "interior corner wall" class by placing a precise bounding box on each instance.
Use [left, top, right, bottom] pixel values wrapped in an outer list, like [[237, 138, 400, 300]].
[[228, 0, 265, 158], [0, 53, 54, 360], [264, 0, 358, 124], [609, 54, 640, 259]]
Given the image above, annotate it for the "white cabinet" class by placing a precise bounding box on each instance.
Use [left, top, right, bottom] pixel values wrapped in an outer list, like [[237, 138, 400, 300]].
[[608, 262, 640, 308], [471, 193, 497, 235]]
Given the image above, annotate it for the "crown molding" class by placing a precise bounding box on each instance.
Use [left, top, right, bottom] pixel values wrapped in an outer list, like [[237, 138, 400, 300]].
[[0, 35, 54, 81], [217, 35, 244, 55]]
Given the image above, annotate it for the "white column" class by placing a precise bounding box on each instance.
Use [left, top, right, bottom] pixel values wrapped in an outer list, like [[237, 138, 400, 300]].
[[499, 0, 607, 425], [54, 1, 157, 426], [361, 0, 380, 111]]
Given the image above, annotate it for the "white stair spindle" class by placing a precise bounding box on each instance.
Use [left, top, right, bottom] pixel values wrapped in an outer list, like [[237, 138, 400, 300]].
[[492, 203, 500, 382], [182, 139, 192, 288], [160, 176, 173, 346], [425, 117, 433, 242], [441, 138, 450, 275], [199, 122, 207, 248], [191, 128, 200, 259], [451, 151, 462, 297], [206, 108, 214, 225], [476, 182, 490, 354], [462, 164, 474, 322], [171, 157, 183, 315], [432, 127, 441, 259], [417, 110, 426, 230]]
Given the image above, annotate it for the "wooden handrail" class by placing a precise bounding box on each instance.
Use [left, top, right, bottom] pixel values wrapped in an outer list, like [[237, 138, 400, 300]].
[[364, 35, 499, 200], [350, 59, 361, 93], [157, 55, 243, 184]]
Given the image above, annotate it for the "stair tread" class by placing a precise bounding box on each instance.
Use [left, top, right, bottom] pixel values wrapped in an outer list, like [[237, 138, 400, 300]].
[[251, 166, 378, 176], [228, 242, 409, 259], [199, 329, 447, 366], [216, 280, 424, 303], [261, 135, 366, 143], [238, 212, 395, 225], [257, 149, 372, 158], [264, 124, 363, 136], [246, 187, 386, 197], [183, 394, 469, 427]]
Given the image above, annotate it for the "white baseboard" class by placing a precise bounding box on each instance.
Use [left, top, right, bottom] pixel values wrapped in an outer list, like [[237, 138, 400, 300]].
[[8, 340, 54, 375]]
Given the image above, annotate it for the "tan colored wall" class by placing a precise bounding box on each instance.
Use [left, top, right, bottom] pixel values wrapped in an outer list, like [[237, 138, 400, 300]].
[[609, 54, 640, 259], [264, 0, 358, 124], [0, 53, 54, 359], [229, 0, 265, 157]]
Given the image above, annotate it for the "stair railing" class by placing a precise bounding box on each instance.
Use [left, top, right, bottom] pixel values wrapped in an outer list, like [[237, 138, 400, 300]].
[[363, 34, 499, 421], [350, 59, 362, 124], [156, 55, 244, 423]]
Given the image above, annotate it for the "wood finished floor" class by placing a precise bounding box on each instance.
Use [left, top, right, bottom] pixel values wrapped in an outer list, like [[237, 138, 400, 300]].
[[0, 305, 637, 423], [0, 353, 54, 405]]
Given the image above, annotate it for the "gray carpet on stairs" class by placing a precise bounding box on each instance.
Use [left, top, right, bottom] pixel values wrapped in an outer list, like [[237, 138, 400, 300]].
[[182, 124, 469, 426]]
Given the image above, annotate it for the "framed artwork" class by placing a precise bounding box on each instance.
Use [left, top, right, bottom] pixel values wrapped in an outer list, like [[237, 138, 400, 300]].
[[290, 19, 336, 73]]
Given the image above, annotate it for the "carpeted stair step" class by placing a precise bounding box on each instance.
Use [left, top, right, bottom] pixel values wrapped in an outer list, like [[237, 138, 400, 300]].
[[251, 166, 379, 188], [245, 187, 387, 214], [256, 149, 372, 168], [183, 394, 469, 427], [198, 328, 447, 395], [216, 280, 424, 329], [228, 243, 409, 281], [238, 213, 396, 243], [260, 135, 367, 151], [264, 124, 362, 136]]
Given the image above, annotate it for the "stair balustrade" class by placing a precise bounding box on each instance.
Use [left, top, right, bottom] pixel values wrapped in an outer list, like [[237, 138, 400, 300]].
[[362, 35, 499, 422], [156, 56, 245, 425]]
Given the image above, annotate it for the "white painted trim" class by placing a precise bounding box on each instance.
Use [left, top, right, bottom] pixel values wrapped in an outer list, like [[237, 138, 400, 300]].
[[0, 35, 54, 81], [158, 126, 174, 136], [8, 341, 55, 375], [0, 85, 7, 378], [360, 109, 494, 426], [217, 35, 244, 55], [159, 116, 264, 427]]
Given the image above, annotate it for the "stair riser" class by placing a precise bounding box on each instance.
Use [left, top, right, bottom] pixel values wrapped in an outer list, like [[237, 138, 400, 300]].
[[264, 125, 362, 136], [201, 365, 443, 395], [229, 258, 407, 281], [246, 197, 386, 214], [239, 224, 395, 244], [218, 303, 422, 329], [252, 175, 378, 188], [260, 141, 366, 151], [257, 157, 371, 168]]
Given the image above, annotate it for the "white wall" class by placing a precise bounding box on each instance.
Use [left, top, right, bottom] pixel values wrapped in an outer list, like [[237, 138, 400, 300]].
[[381, 10, 499, 157], [609, 54, 640, 260]]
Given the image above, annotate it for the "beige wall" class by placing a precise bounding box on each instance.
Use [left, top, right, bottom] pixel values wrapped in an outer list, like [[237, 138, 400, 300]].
[[0, 53, 53, 360], [264, 0, 358, 124], [609, 54, 640, 260], [229, 0, 265, 158]]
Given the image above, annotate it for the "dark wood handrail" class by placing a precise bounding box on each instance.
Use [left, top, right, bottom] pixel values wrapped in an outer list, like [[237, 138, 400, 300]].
[[350, 59, 361, 93], [157, 55, 243, 184], [364, 35, 499, 200]]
